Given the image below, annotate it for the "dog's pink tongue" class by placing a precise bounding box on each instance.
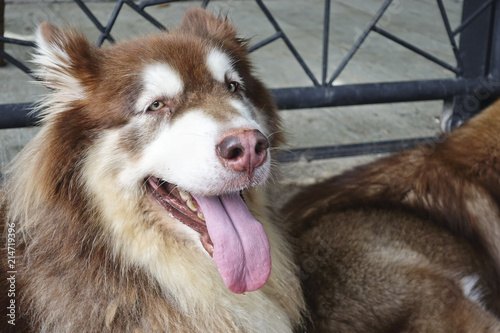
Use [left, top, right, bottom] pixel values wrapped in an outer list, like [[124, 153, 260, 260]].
[[192, 192, 271, 294]]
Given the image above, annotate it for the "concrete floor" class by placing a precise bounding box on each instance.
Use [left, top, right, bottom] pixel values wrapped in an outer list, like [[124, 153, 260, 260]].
[[0, 0, 461, 200]]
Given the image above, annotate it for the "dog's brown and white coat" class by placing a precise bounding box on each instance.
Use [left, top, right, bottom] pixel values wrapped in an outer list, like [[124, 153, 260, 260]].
[[285, 99, 500, 332], [0, 8, 305, 332]]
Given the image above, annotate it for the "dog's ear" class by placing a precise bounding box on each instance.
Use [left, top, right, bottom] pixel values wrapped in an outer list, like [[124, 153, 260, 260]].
[[34, 22, 99, 98], [178, 8, 247, 49]]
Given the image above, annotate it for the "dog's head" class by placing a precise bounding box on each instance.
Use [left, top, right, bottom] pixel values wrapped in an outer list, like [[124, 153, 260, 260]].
[[31, 8, 283, 294]]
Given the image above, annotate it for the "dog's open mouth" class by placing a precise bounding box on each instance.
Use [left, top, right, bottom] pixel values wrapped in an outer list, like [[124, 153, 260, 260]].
[[147, 177, 214, 255], [147, 176, 272, 294]]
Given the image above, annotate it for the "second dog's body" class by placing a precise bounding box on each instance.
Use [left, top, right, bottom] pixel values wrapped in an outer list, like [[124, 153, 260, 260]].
[[284, 100, 500, 332]]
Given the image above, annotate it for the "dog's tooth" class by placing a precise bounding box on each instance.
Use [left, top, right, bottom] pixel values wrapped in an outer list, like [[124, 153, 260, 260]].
[[187, 199, 197, 212], [178, 189, 191, 201], [198, 212, 205, 221]]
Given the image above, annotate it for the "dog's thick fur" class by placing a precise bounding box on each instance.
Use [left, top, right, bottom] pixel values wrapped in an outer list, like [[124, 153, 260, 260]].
[[284, 100, 500, 332], [0, 9, 305, 332]]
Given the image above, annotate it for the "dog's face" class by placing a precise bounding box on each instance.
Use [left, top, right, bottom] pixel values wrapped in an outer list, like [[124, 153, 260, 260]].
[[122, 47, 271, 195], [33, 9, 283, 295]]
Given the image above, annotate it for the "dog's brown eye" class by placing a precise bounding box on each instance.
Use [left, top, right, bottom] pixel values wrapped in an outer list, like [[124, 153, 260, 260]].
[[228, 81, 239, 93], [148, 101, 165, 111]]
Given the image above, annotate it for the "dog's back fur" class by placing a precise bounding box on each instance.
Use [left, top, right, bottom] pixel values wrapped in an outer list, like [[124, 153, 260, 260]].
[[284, 100, 500, 332]]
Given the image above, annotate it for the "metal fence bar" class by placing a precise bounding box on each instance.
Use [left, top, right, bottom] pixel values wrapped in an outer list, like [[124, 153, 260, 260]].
[[0, 103, 39, 129], [371, 26, 459, 74], [328, 0, 393, 85], [444, 0, 499, 130], [0, 50, 32, 76], [96, 0, 125, 46], [436, 0, 463, 73], [248, 32, 282, 52], [0, 0, 4, 67], [273, 78, 500, 110], [1, 37, 34, 47], [453, 0, 494, 35], [0, 37, 35, 75], [277, 137, 435, 163], [254, 0, 320, 86], [74, 0, 116, 43], [124, 0, 167, 31], [488, 0, 500, 81], [321, 0, 331, 86]]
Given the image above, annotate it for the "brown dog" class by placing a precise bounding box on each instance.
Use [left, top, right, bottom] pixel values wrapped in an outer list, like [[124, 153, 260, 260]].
[[0, 8, 305, 332], [284, 100, 500, 332]]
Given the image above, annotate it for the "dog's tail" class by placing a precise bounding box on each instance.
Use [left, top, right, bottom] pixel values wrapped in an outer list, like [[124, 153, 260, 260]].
[[284, 99, 500, 277]]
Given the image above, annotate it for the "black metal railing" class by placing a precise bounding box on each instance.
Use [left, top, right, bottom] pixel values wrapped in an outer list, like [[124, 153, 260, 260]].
[[1, 0, 500, 162]]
